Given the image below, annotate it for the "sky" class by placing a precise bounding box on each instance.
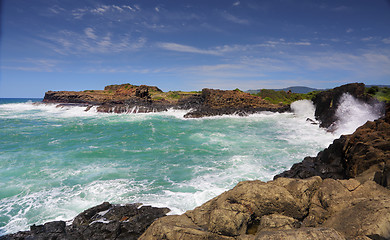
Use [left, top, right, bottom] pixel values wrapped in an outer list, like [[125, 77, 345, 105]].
[[1, 0, 390, 97]]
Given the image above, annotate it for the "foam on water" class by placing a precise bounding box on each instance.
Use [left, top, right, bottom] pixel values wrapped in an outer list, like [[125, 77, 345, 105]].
[[0, 97, 382, 235]]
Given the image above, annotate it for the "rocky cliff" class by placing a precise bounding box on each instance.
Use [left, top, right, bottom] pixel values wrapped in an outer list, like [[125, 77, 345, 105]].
[[42, 84, 289, 117], [311, 83, 382, 129], [184, 88, 289, 118]]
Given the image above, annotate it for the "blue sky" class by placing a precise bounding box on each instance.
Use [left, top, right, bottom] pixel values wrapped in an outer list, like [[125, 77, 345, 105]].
[[1, 0, 390, 97]]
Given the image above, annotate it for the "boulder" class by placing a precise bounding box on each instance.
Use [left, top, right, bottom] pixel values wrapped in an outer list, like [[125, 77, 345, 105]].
[[1, 202, 170, 240], [140, 177, 390, 240]]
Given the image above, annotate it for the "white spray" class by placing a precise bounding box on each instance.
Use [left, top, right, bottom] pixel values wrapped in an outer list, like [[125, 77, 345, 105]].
[[330, 93, 383, 136], [290, 100, 316, 120]]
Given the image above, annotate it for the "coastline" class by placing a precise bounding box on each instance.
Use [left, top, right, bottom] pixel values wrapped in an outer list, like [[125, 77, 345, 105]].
[[1, 83, 389, 240]]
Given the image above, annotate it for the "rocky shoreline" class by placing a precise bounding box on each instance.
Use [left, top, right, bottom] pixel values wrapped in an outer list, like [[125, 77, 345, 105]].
[[2, 83, 389, 240], [42, 84, 289, 117]]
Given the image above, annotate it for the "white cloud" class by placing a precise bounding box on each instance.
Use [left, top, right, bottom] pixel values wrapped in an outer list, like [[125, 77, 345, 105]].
[[84, 28, 97, 40], [157, 42, 221, 55], [221, 12, 249, 25], [42, 29, 146, 54], [361, 36, 374, 42], [91, 5, 110, 14], [346, 28, 353, 33], [1, 59, 60, 72], [122, 5, 135, 11], [233, 1, 240, 6], [155, 7, 160, 12], [382, 38, 390, 44], [112, 5, 124, 12]]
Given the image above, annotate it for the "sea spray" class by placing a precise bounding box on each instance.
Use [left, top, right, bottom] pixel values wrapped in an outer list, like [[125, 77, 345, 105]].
[[331, 93, 384, 136], [0, 97, 382, 235], [290, 100, 316, 120]]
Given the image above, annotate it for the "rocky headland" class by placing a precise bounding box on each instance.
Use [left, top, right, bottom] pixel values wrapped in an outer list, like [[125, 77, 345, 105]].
[[3, 83, 390, 239], [42, 84, 289, 117]]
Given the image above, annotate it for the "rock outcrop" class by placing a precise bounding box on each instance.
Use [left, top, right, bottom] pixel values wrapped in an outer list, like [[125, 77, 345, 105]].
[[140, 177, 390, 240], [0, 202, 170, 240], [183, 88, 289, 118], [312, 83, 381, 129], [274, 102, 390, 188], [42, 84, 289, 117]]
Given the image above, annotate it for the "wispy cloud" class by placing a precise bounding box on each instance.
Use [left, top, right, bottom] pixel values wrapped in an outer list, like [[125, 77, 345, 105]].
[[221, 12, 250, 25], [157, 40, 312, 56], [1, 59, 61, 72], [41, 29, 146, 55], [382, 38, 390, 44], [157, 42, 221, 55], [72, 4, 139, 19], [84, 28, 97, 40]]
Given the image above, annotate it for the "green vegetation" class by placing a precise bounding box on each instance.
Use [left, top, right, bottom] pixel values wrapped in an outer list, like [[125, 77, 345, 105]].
[[167, 91, 182, 99], [254, 89, 319, 104], [366, 86, 390, 103]]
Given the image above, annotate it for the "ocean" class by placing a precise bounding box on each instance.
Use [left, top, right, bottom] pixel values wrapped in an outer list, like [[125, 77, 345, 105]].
[[0, 97, 381, 235]]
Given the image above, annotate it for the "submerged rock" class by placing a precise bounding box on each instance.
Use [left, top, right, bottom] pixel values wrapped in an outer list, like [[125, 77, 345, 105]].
[[0, 202, 170, 240], [140, 177, 390, 240]]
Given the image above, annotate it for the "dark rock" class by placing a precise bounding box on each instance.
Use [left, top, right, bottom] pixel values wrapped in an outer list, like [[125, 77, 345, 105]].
[[1, 203, 170, 240], [312, 83, 382, 129], [184, 88, 289, 118]]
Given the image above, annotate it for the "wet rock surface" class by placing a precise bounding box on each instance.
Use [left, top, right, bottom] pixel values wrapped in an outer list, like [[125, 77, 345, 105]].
[[0, 202, 170, 240]]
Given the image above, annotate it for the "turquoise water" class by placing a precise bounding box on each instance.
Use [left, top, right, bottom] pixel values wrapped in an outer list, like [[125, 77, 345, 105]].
[[0, 99, 338, 235]]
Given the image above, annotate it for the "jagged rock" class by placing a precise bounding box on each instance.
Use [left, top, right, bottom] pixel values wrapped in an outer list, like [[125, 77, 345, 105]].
[[1, 202, 170, 240], [184, 88, 289, 118], [140, 177, 390, 240], [312, 83, 381, 129]]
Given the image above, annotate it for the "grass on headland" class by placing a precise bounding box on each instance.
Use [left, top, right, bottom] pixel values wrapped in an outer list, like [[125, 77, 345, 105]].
[[366, 86, 390, 103], [253, 89, 320, 105]]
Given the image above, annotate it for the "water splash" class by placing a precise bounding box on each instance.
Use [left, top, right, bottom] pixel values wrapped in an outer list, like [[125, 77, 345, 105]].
[[290, 100, 316, 120], [331, 93, 383, 136]]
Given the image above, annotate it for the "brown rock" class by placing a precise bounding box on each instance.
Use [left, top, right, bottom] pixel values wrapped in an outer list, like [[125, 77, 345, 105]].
[[257, 214, 300, 232], [254, 227, 345, 240], [140, 177, 390, 240]]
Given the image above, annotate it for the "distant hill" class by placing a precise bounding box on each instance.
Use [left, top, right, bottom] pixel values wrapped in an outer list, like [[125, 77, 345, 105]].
[[366, 85, 390, 88], [247, 86, 319, 94]]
